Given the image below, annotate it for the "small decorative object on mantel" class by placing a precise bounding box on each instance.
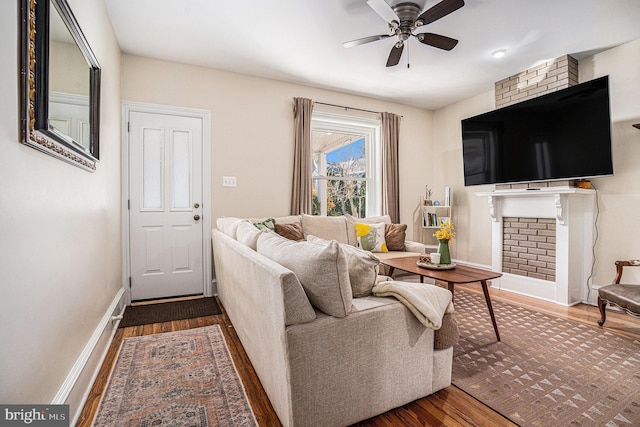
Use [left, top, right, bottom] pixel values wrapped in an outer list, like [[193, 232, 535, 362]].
[[423, 185, 433, 205], [576, 180, 591, 189], [433, 220, 455, 265]]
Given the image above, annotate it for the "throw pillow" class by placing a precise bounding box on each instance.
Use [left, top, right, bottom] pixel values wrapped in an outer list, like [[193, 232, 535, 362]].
[[253, 218, 275, 231], [385, 223, 407, 251], [307, 235, 380, 297], [355, 222, 388, 253], [345, 214, 392, 246], [236, 220, 264, 250], [275, 222, 304, 241], [257, 232, 353, 318]]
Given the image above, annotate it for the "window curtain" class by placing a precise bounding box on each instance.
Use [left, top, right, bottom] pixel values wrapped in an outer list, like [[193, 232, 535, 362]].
[[381, 112, 401, 223], [291, 97, 314, 215]]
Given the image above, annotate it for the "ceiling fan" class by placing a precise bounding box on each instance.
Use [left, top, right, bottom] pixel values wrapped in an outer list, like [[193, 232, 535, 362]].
[[344, 0, 465, 67]]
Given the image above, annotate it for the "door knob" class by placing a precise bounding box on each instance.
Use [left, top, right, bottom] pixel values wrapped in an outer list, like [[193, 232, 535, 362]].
[[194, 214, 200, 221]]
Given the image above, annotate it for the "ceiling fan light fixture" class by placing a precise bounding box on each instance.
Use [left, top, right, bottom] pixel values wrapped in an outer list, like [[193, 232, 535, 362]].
[[492, 49, 507, 59]]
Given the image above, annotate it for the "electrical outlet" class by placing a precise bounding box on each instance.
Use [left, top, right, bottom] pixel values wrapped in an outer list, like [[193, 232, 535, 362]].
[[222, 176, 237, 187]]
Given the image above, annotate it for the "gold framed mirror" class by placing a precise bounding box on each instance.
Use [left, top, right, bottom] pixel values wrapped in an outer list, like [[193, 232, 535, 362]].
[[20, 0, 101, 171]]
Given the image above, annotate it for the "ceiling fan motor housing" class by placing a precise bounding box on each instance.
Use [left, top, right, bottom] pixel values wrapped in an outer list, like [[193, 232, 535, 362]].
[[390, 3, 422, 43]]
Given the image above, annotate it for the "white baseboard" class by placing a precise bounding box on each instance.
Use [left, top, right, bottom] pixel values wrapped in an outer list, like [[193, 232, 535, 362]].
[[53, 287, 126, 426]]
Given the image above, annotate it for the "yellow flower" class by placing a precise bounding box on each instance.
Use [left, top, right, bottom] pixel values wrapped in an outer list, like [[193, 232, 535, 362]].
[[434, 220, 455, 241]]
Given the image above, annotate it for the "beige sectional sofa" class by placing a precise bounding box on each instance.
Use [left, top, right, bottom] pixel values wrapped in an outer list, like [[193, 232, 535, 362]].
[[212, 214, 453, 427]]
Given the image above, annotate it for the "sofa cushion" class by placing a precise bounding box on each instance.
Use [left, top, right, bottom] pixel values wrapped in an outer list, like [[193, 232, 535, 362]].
[[216, 217, 243, 239], [257, 232, 353, 318], [236, 220, 263, 250], [355, 222, 388, 253], [307, 235, 380, 297], [274, 215, 303, 225], [346, 214, 392, 246], [385, 223, 407, 251], [301, 214, 349, 243], [275, 222, 305, 241]]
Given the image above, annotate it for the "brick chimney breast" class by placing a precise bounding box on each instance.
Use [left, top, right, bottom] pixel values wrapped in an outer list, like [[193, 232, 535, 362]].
[[495, 55, 578, 109]]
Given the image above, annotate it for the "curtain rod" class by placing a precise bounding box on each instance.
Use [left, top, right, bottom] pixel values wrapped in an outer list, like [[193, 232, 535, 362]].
[[314, 101, 402, 118]]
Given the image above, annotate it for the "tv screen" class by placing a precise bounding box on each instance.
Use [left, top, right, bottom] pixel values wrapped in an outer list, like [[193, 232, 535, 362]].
[[461, 76, 613, 186]]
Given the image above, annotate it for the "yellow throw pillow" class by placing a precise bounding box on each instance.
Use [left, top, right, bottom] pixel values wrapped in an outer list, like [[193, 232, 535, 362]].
[[355, 222, 388, 253]]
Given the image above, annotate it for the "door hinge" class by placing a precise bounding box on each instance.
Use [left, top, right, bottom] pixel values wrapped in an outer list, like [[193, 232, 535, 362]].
[[129, 277, 132, 288], [127, 122, 130, 132], [127, 199, 130, 210]]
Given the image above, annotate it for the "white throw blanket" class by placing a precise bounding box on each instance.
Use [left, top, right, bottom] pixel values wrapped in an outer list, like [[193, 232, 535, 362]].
[[372, 281, 454, 329]]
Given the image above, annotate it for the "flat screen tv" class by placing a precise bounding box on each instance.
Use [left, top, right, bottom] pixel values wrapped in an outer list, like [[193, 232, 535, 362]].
[[461, 75, 613, 186]]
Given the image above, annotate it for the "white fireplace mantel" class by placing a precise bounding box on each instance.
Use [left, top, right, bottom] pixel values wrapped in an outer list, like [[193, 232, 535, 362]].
[[477, 187, 596, 306]]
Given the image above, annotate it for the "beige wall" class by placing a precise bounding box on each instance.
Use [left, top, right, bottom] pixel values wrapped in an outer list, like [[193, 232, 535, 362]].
[[121, 55, 436, 241], [433, 90, 495, 264], [434, 39, 640, 286], [579, 39, 640, 285], [0, 0, 122, 408]]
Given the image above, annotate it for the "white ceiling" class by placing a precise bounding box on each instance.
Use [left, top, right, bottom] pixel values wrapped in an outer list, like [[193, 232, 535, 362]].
[[104, 0, 640, 110]]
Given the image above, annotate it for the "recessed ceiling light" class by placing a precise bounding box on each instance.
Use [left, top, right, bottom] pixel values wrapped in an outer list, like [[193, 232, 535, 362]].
[[492, 49, 507, 59]]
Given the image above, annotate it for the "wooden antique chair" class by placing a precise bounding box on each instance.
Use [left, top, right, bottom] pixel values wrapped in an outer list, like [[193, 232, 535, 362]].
[[597, 260, 640, 326]]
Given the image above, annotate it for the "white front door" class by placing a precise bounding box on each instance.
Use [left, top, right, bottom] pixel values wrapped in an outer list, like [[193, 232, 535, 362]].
[[128, 111, 204, 301]]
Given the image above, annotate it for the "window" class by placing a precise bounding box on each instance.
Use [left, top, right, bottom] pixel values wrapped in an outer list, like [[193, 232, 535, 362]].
[[311, 111, 381, 218]]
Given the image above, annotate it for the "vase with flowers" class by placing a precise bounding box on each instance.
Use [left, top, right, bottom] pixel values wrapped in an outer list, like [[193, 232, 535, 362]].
[[433, 220, 455, 264]]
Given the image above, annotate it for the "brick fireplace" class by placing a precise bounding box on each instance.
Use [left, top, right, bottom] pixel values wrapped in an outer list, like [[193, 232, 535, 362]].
[[477, 188, 596, 306], [503, 217, 556, 282]]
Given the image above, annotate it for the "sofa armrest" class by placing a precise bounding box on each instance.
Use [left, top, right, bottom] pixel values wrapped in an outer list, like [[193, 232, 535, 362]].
[[404, 240, 426, 253]]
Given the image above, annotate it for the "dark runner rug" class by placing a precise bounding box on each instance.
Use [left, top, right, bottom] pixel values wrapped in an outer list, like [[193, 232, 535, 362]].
[[452, 289, 640, 426], [93, 325, 257, 427], [119, 297, 222, 328]]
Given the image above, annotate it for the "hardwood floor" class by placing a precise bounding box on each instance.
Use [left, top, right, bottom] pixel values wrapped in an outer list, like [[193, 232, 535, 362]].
[[77, 286, 640, 427]]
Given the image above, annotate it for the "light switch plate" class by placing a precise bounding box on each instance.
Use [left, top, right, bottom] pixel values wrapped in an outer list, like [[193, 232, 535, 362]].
[[222, 176, 237, 187]]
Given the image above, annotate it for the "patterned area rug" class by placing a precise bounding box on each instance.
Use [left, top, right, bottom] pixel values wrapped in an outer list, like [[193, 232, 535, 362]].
[[452, 289, 640, 426], [93, 325, 257, 427]]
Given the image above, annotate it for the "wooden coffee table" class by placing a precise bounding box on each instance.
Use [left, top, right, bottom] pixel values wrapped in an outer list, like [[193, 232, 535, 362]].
[[381, 256, 503, 341]]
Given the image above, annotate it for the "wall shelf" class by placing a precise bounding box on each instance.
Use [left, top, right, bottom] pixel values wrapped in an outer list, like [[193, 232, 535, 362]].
[[421, 187, 452, 249]]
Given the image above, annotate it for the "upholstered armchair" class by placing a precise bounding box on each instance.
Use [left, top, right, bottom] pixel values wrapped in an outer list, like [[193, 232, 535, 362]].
[[597, 260, 640, 326]]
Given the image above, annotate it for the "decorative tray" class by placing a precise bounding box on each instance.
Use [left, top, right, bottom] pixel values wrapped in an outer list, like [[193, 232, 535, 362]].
[[417, 261, 457, 270]]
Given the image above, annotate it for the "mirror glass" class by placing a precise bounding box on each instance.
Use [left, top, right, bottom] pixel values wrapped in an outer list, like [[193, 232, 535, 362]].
[[48, 3, 91, 150], [20, 0, 101, 171]]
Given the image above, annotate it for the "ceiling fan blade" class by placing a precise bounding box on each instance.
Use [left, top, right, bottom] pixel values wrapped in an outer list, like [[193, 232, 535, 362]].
[[343, 34, 391, 48], [386, 43, 404, 67], [417, 0, 464, 26], [367, 0, 399, 23], [416, 33, 459, 50]]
